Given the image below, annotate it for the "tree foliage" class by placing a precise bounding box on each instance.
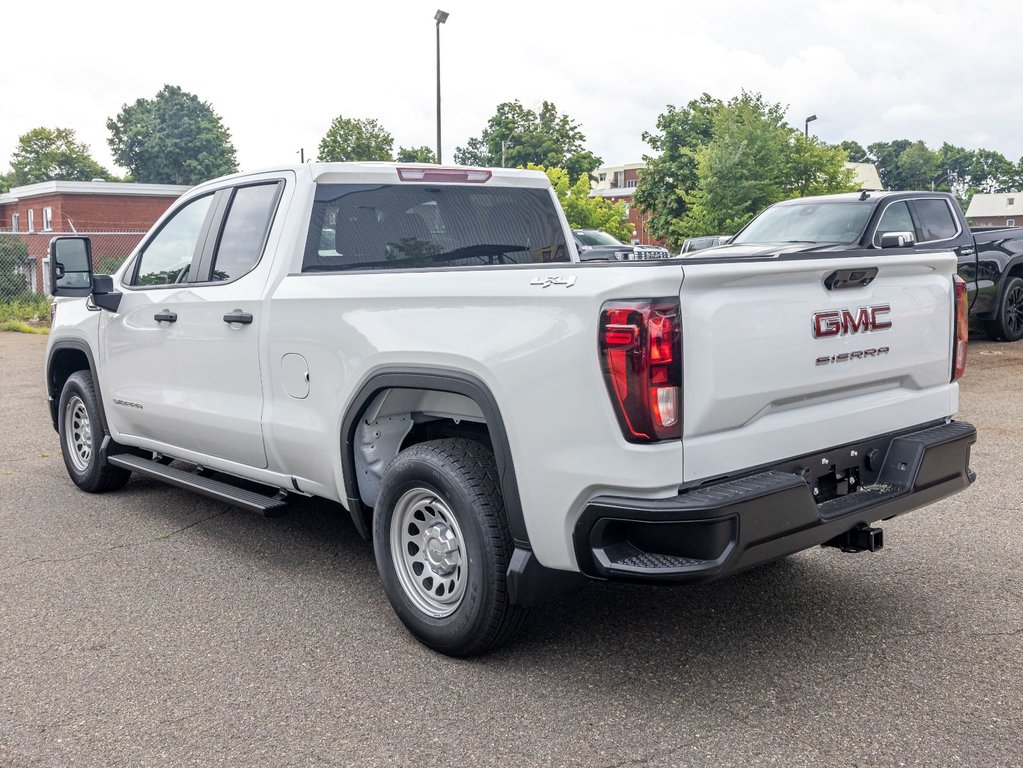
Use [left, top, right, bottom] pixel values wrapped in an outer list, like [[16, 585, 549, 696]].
[[107, 85, 238, 185], [317, 116, 394, 162], [838, 140, 868, 163], [396, 145, 437, 163], [529, 164, 632, 242], [454, 101, 601, 182], [638, 92, 855, 247], [8, 127, 114, 186], [632, 94, 719, 246], [863, 139, 1018, 207]]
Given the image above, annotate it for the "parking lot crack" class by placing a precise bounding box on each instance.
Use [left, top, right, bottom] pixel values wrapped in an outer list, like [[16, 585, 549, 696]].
[[8, 510, 229, 569]]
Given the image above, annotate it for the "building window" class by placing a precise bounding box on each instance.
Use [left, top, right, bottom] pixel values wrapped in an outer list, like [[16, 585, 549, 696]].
[[626, 179, 638, 188], [27, 209, 35, 232], [11, 213, 19, 231], [42, 207, 53, 231], [1008, 197, 1015, 206], [598, 173, 606, 182], [1008, 219, 1016, 227]]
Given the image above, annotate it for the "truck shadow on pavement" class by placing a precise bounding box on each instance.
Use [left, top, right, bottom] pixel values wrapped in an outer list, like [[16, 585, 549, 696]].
[[116, 474, 932, 695]]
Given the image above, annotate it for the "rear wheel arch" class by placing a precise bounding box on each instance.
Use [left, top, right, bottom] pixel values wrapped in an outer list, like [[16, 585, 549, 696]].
[[340, 368, 528, 548]]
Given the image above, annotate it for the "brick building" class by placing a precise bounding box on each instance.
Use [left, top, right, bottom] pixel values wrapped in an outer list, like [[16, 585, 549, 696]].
[[0, 180, 189, 293], [590, 163, 661, 246]]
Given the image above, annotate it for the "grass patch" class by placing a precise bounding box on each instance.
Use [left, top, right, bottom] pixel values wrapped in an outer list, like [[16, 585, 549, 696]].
[[0, 294, 51, 323], [0, 320, 48, 334]]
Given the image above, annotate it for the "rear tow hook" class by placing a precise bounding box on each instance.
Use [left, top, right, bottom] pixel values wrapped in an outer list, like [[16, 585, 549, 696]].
[[822, 524, 884, 553]]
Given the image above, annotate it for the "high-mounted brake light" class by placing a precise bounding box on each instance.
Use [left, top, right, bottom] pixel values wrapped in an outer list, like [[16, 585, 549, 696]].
[[599, 299, 682, 442], [396, 167, 492, 183], [952, 275, 968, 381]]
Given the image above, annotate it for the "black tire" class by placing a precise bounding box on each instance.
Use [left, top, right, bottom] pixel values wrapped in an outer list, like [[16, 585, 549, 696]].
[[984, 275, 1023, 342], [372, 438, 528, 657], [57, 370, 132, 493]]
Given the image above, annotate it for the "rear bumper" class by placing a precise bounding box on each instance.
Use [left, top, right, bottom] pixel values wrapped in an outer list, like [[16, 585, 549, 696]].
[[573, 421, 977, 582]]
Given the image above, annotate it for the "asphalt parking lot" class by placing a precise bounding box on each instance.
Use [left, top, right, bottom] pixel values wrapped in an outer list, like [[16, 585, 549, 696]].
[[1, 331, 1020, 768]]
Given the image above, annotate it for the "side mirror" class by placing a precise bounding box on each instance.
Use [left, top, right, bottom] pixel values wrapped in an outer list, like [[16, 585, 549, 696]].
[[879, 231, 915, 249], [49, 237, 94, 296]]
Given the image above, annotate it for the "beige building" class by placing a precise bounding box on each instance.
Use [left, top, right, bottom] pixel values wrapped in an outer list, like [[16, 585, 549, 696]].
[[965, 192, 1022, 227], [845, 162, 883, 191]]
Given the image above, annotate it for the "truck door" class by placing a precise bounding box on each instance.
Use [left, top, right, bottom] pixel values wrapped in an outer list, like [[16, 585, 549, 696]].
[[908, 197, 978, 302], [102, 180, 285, 469]]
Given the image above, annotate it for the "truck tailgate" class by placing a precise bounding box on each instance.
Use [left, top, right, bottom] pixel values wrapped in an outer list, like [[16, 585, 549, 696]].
[[679, 252, 959, 484]]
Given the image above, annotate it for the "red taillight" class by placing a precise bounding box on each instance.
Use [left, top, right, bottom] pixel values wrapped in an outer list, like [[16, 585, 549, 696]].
[[599, 299, 681, 442], [396, 167, 492, 183], [952, 275, 968, 381]]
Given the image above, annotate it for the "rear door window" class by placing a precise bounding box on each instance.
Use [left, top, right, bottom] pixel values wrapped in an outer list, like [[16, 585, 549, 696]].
[[303, 184, 568, 271], [913, 198, 959, 242], [207, 182, 282, 282]]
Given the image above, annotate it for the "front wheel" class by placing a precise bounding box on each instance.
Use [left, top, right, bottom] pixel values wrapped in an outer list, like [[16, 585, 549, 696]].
[[984, 275, 1023, 342], [372, 438, 528, 656], [57, 370, 132, 492]]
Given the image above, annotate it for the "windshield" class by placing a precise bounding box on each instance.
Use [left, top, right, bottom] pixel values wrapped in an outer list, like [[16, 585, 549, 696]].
[[731, 201, 872, 246], [575, 230, 624, 246]]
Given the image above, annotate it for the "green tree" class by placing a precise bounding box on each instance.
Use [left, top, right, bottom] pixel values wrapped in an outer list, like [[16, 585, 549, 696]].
[[675, 92, 855, 242], [866, 140, 912, 190], [107, 84, 238, 185], [8, 127, 114, 186], [454, 101, 601, 182], [1010, 156, 1023, 192], [396, 145, 437, 163], [317, 116, 394, 162], [633, 94, 721, 244], [894, 141, 940, 191], [838, 140, 869, 163], [530, 164, 632, 242], [0, 171, 11, 193]]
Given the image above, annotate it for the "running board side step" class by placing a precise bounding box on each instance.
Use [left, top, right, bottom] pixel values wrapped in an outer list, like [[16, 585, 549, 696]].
[[107, 454, 288, 516]]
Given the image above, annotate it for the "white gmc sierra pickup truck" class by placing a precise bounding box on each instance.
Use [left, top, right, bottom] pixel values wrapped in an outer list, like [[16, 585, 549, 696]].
[[45, 163, 977, 656]]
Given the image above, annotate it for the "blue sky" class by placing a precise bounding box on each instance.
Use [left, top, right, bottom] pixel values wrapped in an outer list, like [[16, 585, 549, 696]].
[[3, 0, 1021, 177]]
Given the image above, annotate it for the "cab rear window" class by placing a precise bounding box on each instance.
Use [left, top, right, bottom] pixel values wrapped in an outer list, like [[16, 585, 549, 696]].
[[302, 184, 568, 272]]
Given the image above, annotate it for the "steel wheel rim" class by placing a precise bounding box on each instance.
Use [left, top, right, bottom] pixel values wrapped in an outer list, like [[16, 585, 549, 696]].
[[1006, 285, 1023, 336], [65, 395, 92, 473], [389, 487, 467, 618]]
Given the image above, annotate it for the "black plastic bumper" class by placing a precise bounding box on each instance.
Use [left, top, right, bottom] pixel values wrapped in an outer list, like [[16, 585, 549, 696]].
[[573, 420, 977, 583]]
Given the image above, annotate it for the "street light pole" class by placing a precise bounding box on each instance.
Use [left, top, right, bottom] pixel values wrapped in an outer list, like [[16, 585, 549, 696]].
[[804, 114, 817, 138], [435, 9, 449, 164]]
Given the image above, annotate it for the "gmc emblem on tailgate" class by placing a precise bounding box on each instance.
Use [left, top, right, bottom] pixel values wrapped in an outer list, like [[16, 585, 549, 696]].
[[812, 305, 892, 338]]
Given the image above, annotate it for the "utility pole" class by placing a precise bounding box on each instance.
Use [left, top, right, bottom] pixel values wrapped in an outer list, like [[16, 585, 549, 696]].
[[435, 10, 449, 164]]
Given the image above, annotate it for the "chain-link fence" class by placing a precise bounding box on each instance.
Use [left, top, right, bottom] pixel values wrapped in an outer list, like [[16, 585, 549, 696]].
[[0, 231, 144, 324]]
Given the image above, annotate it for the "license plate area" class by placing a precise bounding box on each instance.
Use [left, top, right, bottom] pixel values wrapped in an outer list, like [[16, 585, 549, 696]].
[[765, 424, 941, 508]]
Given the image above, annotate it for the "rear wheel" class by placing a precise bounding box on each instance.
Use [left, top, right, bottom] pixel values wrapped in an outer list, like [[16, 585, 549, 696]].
[[372, 438, 528, 656], [984, 275, 1023, 342], [57, 370, 132, 492]]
